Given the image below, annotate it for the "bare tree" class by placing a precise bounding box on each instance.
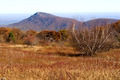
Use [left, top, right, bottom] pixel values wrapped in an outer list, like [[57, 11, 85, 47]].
[[70, 21, 117, 56]]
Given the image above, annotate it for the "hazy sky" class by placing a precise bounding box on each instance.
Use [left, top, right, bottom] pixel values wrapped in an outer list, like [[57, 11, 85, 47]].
[[0, 0, 120, 14]]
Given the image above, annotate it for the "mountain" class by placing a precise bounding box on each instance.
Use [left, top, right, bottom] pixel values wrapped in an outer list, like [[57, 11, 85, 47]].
[[7, 12, 119, 31], [7, 12, 78, 31], [83, 18, 118, 27]]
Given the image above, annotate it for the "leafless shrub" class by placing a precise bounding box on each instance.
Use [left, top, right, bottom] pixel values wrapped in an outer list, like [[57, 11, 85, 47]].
[[70, 21, 118, 56]]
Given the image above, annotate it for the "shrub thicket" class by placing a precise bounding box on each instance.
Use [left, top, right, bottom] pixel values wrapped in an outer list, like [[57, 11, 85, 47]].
[[112, 20, 120, 33], [70, 22, 117, 56], [36, 30, 61, 42], [59, 29, 68, 41], [7, 32, 16, 43], [23, 35, 35, 45], [0, 27, 11, 42], [26, 30, 37, 36], [11, 28, 25, 44]]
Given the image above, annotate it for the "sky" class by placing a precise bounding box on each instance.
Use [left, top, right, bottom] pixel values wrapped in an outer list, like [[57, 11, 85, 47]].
[[0, 0, 120, 14]]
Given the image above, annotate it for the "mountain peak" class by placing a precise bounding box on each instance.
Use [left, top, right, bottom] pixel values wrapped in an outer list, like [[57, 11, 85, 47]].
[[33, 12, 54, 17], [7, 12, 76, 31]]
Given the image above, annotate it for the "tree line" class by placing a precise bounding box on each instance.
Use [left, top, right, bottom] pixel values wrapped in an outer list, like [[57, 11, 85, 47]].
[[0, 27, 68, 45]]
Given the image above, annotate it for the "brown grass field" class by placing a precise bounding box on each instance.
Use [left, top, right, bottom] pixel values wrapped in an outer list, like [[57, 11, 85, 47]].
[[0, 43, 120, 80]]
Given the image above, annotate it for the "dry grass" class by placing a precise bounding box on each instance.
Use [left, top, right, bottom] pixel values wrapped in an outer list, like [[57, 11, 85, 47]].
[[0, 43, 120, 80]]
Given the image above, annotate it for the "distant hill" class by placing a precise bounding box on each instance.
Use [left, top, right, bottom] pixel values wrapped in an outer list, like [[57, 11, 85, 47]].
[[7, 12, 119, 31], [7, 12, 79, 31], [83, 18, 118, 27]]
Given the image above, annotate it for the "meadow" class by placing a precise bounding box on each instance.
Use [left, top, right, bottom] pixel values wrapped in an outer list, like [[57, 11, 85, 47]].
[[0, 43, 120, 80]]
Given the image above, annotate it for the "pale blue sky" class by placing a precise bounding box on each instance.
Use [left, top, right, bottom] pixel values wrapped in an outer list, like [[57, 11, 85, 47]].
[[0, 0, 120, 14]]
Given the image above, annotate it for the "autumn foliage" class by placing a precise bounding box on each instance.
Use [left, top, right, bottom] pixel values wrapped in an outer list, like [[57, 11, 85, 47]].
[[112, 20, 120, 33], [26, 30, 37, 36], [59, 29, 68, 40], [23, 35, 35, 45], [0, 27, 11, 42], [10, 28, 25, 44], [0, 27, 62, 45], [36, 30, 61, 42], [7, 32, 16, 43]]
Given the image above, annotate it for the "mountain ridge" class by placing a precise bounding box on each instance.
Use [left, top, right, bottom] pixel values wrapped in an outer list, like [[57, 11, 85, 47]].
[[83, 18, 119, 27], [7, 12, 119, 31]]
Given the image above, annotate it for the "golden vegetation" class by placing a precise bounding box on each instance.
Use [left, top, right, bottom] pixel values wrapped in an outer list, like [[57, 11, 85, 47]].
[[0, 43, 120, 80]]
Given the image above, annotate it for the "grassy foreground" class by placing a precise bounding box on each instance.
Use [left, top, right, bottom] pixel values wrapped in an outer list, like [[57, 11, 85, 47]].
[[0, 43, 120, 80]]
